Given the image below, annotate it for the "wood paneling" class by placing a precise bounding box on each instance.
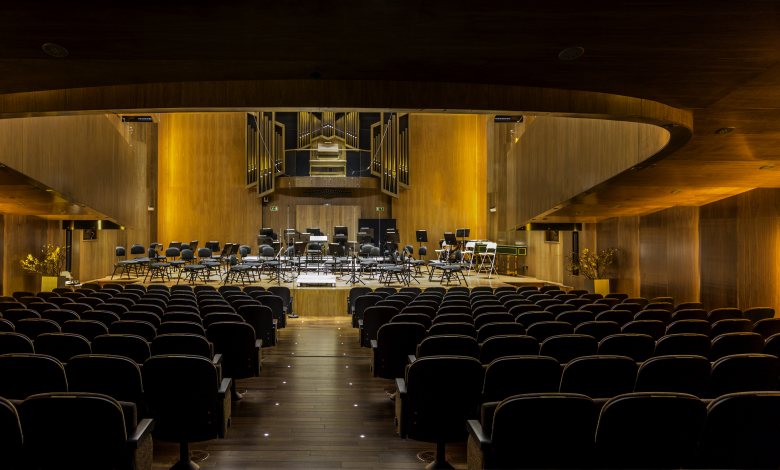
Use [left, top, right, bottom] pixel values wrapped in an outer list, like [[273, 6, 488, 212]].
[[491, 116, 670, 228], [292, 288, 348, 317], [639, 207, 700, 303], [2, 215, 62, 295], [699, 197, 738, 310], [525, 231, 564, 284], [735, 189, 780, 310], [295, 205, 360, 244], [392, 114, 487, 250], [157, 113, 260, 250]]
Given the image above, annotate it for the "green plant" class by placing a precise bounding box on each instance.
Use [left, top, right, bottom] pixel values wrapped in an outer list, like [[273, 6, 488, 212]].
[[20, 244, 66, 276], [567, 247, 618, 280]]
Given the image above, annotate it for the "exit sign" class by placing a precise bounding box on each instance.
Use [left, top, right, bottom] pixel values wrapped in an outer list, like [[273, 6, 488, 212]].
[[375, 206, 385, 212], [269, 205, 279, 212]]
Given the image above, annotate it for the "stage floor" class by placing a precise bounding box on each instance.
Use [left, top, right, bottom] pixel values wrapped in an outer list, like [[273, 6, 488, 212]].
[[91, 270, 556, 316]]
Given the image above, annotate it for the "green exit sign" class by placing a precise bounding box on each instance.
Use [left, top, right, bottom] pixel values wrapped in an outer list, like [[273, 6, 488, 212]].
[[269, 205, 279, 212], [375, 206, 385, 212]]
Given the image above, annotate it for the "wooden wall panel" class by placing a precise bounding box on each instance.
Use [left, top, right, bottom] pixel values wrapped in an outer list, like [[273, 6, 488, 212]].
[[157, 113, 260, 251], [526, 231, 564, 284], [639, 206, 700, 303], [392, 114, 487, 250], [2, 215, 63, 295], [490, 116, 669, 228], [294, 205, 360, 244], [736, 189, 780, 310], [699, 196, 738, 310], [262, 190, 388, 238]]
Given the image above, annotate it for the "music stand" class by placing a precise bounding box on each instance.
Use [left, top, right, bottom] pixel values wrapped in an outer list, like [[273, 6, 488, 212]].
[[357, 232, 372, 245], [385, 231, 399, 256], [306, 227, 322, 236], [415, 230, 428, 250], [334, 226, 348, 237], [456, 228, 470, 250]]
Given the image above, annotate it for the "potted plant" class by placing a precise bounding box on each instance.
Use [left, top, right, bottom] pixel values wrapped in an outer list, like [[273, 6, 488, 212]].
[[567, 247, 618, 295], [20, 244, 66, 292]]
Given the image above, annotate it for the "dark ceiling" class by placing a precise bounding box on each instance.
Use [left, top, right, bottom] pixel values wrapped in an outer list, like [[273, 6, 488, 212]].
[[2, 1, 780, 220]]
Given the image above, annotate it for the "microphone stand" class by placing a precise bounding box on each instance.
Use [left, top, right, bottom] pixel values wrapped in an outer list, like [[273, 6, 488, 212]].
[[345, 244, 364, 285]]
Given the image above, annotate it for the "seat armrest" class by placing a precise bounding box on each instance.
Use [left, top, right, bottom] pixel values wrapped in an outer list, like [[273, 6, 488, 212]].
[[480, 401, 500, 431], [219, 377, 232, 395], [255, 339, 262, 349], [217, 378, 233, 437], [212, 353, 223, 366], [394, 377, 408, 438], [128, 418, 155, 447], [254, 339, 263, 373], [407, 354, 417, 364], [358, 319, 364, 328], [395, 378, 407, 396], [466, 419, 491, 448], [370, 339, 378, 349]]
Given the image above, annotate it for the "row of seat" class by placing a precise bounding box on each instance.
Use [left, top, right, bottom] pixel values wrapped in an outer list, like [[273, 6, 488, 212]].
[[0, 354, 231, 470], [467, 390, 780, 469]]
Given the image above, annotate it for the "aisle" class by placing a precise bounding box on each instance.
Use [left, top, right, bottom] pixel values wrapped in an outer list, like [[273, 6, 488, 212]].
[[152, 317, 467, 469]]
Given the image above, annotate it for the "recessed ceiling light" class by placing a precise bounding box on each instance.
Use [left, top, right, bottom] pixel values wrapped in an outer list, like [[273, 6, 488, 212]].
[[715, 127, 735, 135], [41, 42, 69, 58], [558, 46, 585, 61]]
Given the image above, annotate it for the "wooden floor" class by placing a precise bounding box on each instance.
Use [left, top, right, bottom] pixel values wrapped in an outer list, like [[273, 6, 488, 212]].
[[151, 317, 467, 469]]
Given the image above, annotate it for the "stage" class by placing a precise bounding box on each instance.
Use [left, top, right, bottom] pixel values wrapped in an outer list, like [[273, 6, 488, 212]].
[[90, 271, 556, 316]]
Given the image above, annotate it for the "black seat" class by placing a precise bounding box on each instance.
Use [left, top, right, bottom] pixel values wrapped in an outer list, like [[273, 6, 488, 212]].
[[40, 308, 80, 326], [595, 392, 706, 469], [671, 308, 708, 322], [621, 319, 665, 340], [0, 332, 34, 354], [360, 305, 398, 347], [666, 319, 710, 335], [416, 334, 480, 359], [158, 321, 207, 336], [0, 353, 68, 399], [0, 396, 23, 469], [559, 355, 637, 398], [555, 309, 595, 327], [371, 322, 427, 379], [482, 355, 561, 402], [479, 335, 539, 364], [428, 321, 477, 338], [699, 391, 780, 469], [206, 321, 262, 391], [151, 333, 214, 359], [395, 355, 484, 469], [598, 333, 655, 362], [752, 317, 780, 339], [18, 392, 154, 470], [526, 320, 573, 341], [709, 332, 764, 361], [109, 319, 157, 342], [654, 333, 711, 356], [708, 353, 780, 397], [539, 334, 598, 363], [476, 322, 526, 343], [743, 307, 775, 324], [237, 304, 277, 347], [708, 307, 743, 323], [710, 318, 751, 337], [633, 308, 672, 324], [574, 320, 621, 341], [92, 334, 151, 365], [62, 319, 109, 341], [15, 317, 61, 339], [634, 355, 710, 396], [66, 353, 146, 413], [467, 393, 597, 469], [595, 309, 634, 326], [33, 332, 91, 363], [143, 355, 231, 470]]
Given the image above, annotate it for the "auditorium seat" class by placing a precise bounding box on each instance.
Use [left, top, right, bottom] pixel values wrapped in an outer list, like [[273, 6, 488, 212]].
[[40, 308, 80, 327], [0, 396, 23, 469], [158, 321, 207, 336], [594, 309, 634, 326], [665, 319, 710, 335], [467, 393, 596, 469], [151, 333, 216, 360], [34, 332, 91, 363], [162, 311, 202, 323], [708, 353, 780, 397], [654, 333, 711, 357], [595, 392, 706, 469], [15, 317, 61, 339], [699, 391, 780, 468], [623, 297, 649, 307], [564, 298, 591, 309], [203, 312, 244, 329], [371, 322, 427, 379], [19, 392, 154, 470], [671, 308, 708, 322], [709, 318, 751, 337], [574, 320, 621, 341], [476, 322, 525, 343], [109, 320, 157, 342], [436, 304, 471, 316], [92, 334, 151, 365], [0, 318, 14, 332], [481, 355, 561, 402], [124, 311, 162, 328], [66, 354, 146, 414], [707, 307, 742, 323], [395, 355, 483, 469], [415, 334, 480, 361], [428, 321, 477, 338], [479, 335, 539, 364], [580, 303, 611, 314], [433, 312, 473, 325], [634, 308, 673, 324], [474, 313, 513, 330], [554, 309, 595, 327], [614, 302, 643, 314], [559, 355, 637, 399], [621, 319, 665, 340], [3, 308, 41, 323], [598, 333, 655, 362], [207, 321, 261, 396], [237, 304, 277, 347], [539, 334, 598, 363], [543, 303, 577, 315], [743, 306, 775, 324], [634, 355, 710, 396], [674, 301, 703, 311], [709, 332, 764, 361], [80, 309, 121, 327], [0, 353, 68, 399], [509, 304, 546, 319], [752, 317, 780, 339], [360, 305, 399, 347], [526, 321, 573, 341], [0, 332, 34, 354]]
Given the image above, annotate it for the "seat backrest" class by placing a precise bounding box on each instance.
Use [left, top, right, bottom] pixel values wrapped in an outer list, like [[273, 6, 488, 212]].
[[634, 308, 673, 324], [595, 392, 706, 469], [666, 319, 710, 335], [237, 304, 275, 346], [526, 321, 574, 341], [0, 396, 23, 468], [15, 318, 61, 339], [79, 309, 121, 327], [560, 355, 638, 398], [490, 393, 597, 469], [709, 332, 764, 361], [417, 334, 479, 358], [206, 321, 258, 380], [482, 356, 561, 402], [474, 312, 513, 330], [433, 313, 473, 325], [109, 319, 157, 342], [710, 318, 751, 337], [19, 392, 129, 470], [709, 353, 780, 397], [671, 308, 708, 322], [597, 333, 655, 362], [476, 322, 526, 344], [158, 320, 206, 336], [634, 355, 710, 396], [142, 354, 221, 443], [0, 353, 68, 399], [555, 309, 595, 327], [66, 354, 144, 406], [91, 334, 151, 364], [574, 320, 621, 341], [654, 333, 711, 357], [34, 333, 91, 363], [373, 322, 427, 380], [621, 319, 666, 340], [752, 317, 780, 339], [700, 391, 780, 469], [581, 303, 611, 314], [743, 307, 775, 324], [539, 334, 598, 364], [404, 356, 484, 442], [479, 335, 539, 364], [152, 333, 213, 358], [391, 313, 432, 329], [708, 307, 743, 323], [0, 332, 34, 354], [594, 309, 634, 326], [427, 321, 477, 338]]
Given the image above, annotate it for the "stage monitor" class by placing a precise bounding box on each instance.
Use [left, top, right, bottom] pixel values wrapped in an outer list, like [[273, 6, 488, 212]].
[[443, 232, 458, 246], [334, 226, 348, 237], [260, 227, 274, 236], [455, 228, 471, 238], [305, 227, 322, 236], [416, 230, 428, 242]]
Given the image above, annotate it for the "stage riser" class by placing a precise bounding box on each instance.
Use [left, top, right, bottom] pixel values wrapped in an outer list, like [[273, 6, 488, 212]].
[[293, 288, 349, 317]]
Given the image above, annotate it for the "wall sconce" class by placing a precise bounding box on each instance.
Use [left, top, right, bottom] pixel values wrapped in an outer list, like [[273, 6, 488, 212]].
[[489, 207, 497, 213]]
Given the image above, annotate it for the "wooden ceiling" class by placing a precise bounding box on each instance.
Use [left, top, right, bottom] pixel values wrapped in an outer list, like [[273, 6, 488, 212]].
[[2, 2, 780, 220]]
